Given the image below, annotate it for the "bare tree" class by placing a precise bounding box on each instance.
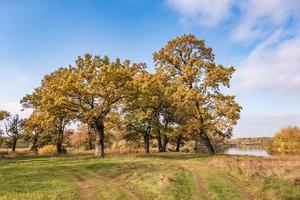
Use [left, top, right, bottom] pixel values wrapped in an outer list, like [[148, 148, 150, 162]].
[[4, 114, 25, 151]]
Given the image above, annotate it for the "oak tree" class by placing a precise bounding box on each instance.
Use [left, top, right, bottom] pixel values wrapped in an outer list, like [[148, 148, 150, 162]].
[[21, 75, 71, 154], [153, 34, 241, 154], [31, 54, 143, 158]]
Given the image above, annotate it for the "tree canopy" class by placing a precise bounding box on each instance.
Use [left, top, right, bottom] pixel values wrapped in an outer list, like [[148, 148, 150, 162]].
[[153, 34, 241, 153], [21, 34, 241, 157]]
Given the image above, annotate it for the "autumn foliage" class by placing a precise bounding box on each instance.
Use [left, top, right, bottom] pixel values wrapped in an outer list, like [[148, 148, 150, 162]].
[[19, 34, 241, 158], [269, 126, 300, 154]]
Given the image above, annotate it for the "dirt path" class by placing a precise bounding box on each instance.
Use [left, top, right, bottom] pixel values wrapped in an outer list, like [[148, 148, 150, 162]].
[[73, 171, 142, 200], [221, 174, 255, 200], [177, 160, 256, 200], [73, 173, 99, 200], [177, 162, 209, 200], [91, 172, 143, 200]]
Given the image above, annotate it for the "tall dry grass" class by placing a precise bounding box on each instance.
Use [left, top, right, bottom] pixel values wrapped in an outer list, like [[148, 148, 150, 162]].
[[0, 148, 36, 158], [210, 155, 300, 185]]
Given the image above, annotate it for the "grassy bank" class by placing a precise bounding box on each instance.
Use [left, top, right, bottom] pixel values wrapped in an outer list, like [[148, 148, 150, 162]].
[[0, 152, 299, 200]]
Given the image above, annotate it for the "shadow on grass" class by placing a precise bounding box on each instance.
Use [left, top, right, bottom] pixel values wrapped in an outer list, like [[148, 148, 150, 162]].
[[1, 151, 214, 164], [137, 152, 210, 160]]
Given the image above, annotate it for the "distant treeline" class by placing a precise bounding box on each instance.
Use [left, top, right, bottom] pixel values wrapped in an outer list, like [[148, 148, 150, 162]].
[[224, 137, 271, 146]]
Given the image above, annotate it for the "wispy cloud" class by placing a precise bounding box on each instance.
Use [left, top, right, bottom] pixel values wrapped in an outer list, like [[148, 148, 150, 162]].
[[166, 0, 235, 26], [166, 0, 300, 42], [233, 30, 300, 96], [231, 0, 300, 43]]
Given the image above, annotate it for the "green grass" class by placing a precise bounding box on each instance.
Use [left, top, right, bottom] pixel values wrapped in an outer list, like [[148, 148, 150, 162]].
[[0, 153, 299, 200]]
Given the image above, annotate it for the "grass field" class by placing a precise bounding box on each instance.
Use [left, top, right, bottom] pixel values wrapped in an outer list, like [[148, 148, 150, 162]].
[[0, 152, 299, 200]]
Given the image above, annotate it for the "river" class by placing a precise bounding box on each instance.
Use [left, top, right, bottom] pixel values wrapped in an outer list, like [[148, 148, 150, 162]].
[[221, 146, 271, 157]]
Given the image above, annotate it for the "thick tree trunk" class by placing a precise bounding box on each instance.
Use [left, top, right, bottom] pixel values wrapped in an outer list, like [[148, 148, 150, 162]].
[[87, 127, 93, 150], [200, 132, 215, 154], [175, 135, 182, 152], [161, 121, 169, 152], [143, 133, 150, 154], [156, 129, 164, 152], [56, 141, 62, 154], [197, 115, 215, 154], [161, 134, 168, 152], [31, 134, 38, 152], [95, 120, 105, 158], [12, 139, 17, 152], [56, 129, 63, 154]]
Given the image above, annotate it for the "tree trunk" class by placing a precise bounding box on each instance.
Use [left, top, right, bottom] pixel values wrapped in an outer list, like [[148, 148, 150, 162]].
[[12, 138, 17, 152], [200, 132, 215, 154], [56, 129, 63, 154], [143, 133, 150, 154], [161, 134, 168, 152], [31, 134, 38, 152], [197, 115, 215, 154], [161, 121, 169, 152], [56, 141, 62, 154], [175, 135, 182, 152], [95, 120, 105, 158], [156, 129, 163, 152], [87, 126, 93, 150]]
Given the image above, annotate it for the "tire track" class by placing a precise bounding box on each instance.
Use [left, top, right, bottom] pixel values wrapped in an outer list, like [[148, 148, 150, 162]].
[[177, 162, 209, 200], [221, 173, 255, 200], [91, 172, 144, 200], [73, 173, 99, 200]]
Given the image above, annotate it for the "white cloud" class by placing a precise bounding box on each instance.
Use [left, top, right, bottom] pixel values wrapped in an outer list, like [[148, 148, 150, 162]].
[[232, 0, 300, 42], [166, 0, 300, 42], [234, 113, 300, 137], [166, 0, 234, 26], [233, 30, 300, 96]]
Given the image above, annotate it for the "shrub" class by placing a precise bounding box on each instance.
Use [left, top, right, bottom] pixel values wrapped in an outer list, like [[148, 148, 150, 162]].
[[38, 145, 56, 155], [109, 139, 137, 153], [269, 126, 300, 154], [0, 150, 9, 158]]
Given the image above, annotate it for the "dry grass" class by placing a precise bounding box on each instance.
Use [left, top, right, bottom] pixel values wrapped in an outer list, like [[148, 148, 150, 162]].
[[210, 155, 300, 185], [38, 145, 57, 155], [208, 155, 300, 199], [0, 148, 35, 158]]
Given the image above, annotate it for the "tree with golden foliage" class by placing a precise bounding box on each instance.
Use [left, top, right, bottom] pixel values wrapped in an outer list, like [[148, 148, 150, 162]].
[[0, 110, 10, 147], [153, 34, 241, 154], [21, 78, 71, 154], [23, 54, 143, 158], [0, 110, 10, 121], [270, 126, 300, 154], [122, 71, 156, 153], [23, 111, 45, 151], [71, 123, 95, 150]]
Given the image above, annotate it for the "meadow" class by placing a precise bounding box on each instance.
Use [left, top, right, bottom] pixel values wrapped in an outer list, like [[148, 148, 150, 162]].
[[1, 151, 299, 200]]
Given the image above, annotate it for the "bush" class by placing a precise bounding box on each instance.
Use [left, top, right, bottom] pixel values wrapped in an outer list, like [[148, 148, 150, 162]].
[[109, 140, 137, 153], [269, 126, 300, 154], [0, 150, 9, 158], [38, 145, 56, 155]]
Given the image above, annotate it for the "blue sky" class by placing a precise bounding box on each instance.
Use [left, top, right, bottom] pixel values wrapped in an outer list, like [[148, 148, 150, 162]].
[[1, 0, 300, 137]]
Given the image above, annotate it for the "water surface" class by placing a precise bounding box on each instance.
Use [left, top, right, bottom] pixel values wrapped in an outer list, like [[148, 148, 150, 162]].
[[222, 146, 271, 157]]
